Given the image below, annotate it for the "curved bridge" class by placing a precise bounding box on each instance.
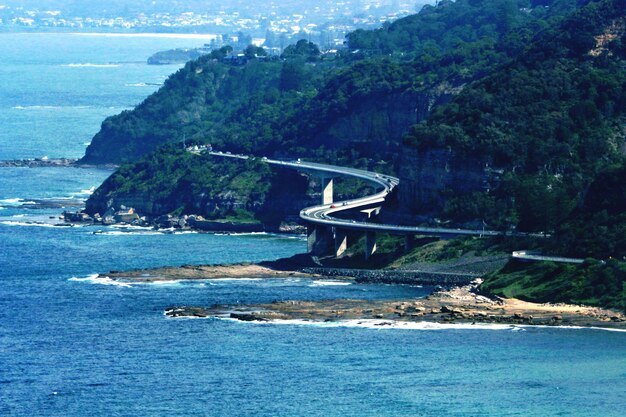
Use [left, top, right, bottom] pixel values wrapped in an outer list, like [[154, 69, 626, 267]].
[[205, 150, 509, 259]]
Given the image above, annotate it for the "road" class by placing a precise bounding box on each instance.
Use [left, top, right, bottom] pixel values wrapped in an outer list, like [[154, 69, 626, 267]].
[[205, 150, 501, 237], [200, 150, 586, 263], [511, 251, 585, 264]]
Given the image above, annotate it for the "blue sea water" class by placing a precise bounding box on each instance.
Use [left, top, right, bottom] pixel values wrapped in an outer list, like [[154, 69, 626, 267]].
[[1, 33, 625, 417]]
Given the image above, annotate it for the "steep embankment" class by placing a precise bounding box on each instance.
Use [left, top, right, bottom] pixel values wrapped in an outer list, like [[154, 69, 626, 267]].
[[400, 0, 626, 234]]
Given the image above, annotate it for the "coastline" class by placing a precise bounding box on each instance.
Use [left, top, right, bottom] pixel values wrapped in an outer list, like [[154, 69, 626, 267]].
[[102, 261, 626, 330], [105, 262, 323, 282], [164, 281, 626, 330], [0, 158, 118, 170]]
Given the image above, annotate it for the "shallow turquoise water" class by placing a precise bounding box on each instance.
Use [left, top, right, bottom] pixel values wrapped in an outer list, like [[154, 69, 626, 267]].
[[0, 32, 625, 417]]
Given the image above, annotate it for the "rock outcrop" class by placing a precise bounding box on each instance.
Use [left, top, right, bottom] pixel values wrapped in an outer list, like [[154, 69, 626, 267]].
[[396, 146, 488, 216]]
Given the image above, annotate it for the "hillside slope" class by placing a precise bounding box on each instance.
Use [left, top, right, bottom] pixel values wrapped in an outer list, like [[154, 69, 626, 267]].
[[400, 0, 625, 234], [83, 0, 589, 228], [80, 0, 580, 166]]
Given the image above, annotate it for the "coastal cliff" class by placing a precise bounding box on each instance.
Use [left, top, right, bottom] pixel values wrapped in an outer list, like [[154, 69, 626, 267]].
[[397, 146, 487, 217], [84, 150, 315, 229]]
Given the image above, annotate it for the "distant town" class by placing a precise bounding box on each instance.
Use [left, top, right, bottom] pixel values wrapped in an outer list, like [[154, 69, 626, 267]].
[[0, 0, 432, 48]]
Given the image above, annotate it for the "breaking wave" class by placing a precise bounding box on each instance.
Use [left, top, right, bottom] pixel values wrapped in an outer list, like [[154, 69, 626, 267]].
[[12, 105, 93, 110], [310, 280, 352, 287], [68, 274, 132, 287], [221, 318, 626, 333]]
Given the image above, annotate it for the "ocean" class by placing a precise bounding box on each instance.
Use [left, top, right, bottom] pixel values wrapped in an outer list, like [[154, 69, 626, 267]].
[[0, 33, 625, 417]]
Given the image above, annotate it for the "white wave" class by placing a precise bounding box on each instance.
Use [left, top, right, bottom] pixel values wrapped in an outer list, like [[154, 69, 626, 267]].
[[109, 224, 153, 230], [70, 187, 95, 196], [224, 318, 530, 331], [68, 274, 132, 287], [221, 318, 626, 333], [209, 278, 263, 282], [12, 105, 92, 110], [0, 220, 60, 228], [136, 280, 183, 287], [0, 198, 21, 204], [256, 319, 520, 330], [125, 83, 148, 87], [310, 280, 353, 287], [63, 63, 120, 68], [0, 198, 35, 205], [163, 313, 206, 319], [96, 225, 197, 236], [512, 324, 626, 333], [94, 230, 163, 236], [47, 196, 77, 201], [69, 275, 186, 288], [214, 232, 269, 236]]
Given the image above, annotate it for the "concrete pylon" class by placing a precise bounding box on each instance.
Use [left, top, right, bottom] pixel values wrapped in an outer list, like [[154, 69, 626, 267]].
[[360, 207, 381, 220], [364, 231, 377, 260], [334, 228, 348, 257], [404, 234, 415, 253], [321, 176, 333, 205], [307, 224, 333, 256]]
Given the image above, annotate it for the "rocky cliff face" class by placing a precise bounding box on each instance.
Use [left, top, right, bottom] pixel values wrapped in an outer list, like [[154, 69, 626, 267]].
[[84, 165, 316, 229], [308, 87, 458, 161], [397, 146, 487, 216]]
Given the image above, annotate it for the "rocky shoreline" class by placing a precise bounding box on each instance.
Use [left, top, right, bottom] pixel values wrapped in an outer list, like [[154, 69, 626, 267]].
[[104, 262, 321, 282], [0, 157, 78, 168], [63, 209, 306, 234], [0, 158, 118, 169], [100, 260, 626, 330], [164, 280, 626, 330]]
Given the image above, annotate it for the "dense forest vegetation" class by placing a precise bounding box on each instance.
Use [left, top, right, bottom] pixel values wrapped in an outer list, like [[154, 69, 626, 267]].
[[83, 0, 598, 221], [404, 0, 625, 236], [81, 0, 583, 165], [83, 0, 625, 308], [84, 0, 624, 234]]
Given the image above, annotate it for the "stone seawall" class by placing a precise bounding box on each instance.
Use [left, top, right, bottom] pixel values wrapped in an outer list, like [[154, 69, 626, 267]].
[[301, 267, 479, 286]]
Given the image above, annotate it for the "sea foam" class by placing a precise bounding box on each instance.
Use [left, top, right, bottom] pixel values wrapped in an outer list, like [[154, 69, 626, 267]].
[[310, 280, 352, 287], [68, 274, 132, 287], [0, 198, 36, 206], [221, 318, 626, 333], [12, 105, 92, 110], [0, 220, 60, 228]]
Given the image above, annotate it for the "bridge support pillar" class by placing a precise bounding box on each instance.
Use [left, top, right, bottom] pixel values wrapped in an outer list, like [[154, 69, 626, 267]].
[[364, 231, 377, 260], [334, 228, 348, 258], [360, 207, 381, 221], [307, 225, 333, 256], [404, 235, 415, 253], [321, 176, 333, 205]]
